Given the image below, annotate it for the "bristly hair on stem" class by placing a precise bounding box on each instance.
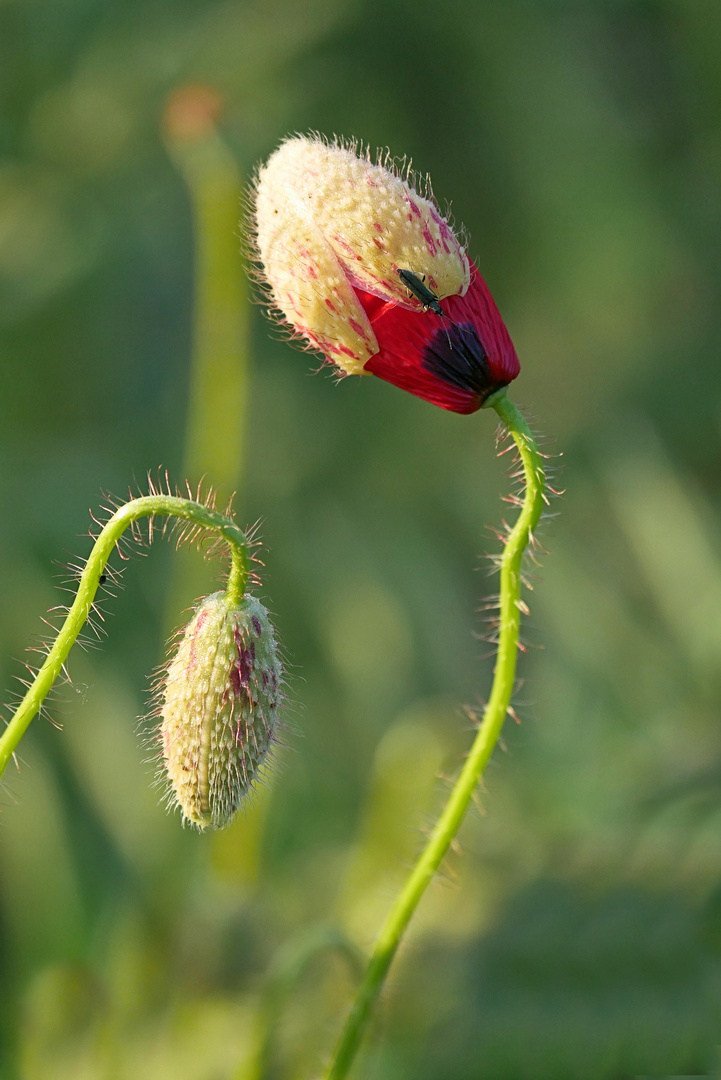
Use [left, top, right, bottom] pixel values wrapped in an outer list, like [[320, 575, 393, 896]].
[[475, 415, 562, 659], [0, 476, 260, 783], [324, 393, 550, 1080]]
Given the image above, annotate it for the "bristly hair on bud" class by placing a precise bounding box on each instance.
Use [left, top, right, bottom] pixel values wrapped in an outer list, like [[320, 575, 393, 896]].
[[249, 133, 520, 414], [153, 591, 284, 829]]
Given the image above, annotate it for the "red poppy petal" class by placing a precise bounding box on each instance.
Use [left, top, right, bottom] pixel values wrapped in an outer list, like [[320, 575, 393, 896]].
[[357, 263, 519, 415]]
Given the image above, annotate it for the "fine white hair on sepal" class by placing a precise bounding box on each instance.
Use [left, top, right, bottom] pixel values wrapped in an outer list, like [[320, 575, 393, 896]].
[[150, 591, 285, 830], [247, 132, 470, 376]]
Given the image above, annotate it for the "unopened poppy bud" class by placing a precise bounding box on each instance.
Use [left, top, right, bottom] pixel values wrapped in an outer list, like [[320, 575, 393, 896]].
[[252, 135, 520, 414], [159, 591, 283, 829]]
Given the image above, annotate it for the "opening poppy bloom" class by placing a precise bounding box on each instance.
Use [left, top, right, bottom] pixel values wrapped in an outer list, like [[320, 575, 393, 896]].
[[252, 135, 519, 414]]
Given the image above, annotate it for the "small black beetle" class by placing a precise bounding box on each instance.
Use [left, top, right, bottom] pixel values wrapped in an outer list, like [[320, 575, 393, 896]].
[[397, 268, 445, 317]]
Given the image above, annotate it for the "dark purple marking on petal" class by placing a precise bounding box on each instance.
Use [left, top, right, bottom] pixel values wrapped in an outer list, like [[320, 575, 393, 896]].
[[422, 321, 501, 403]]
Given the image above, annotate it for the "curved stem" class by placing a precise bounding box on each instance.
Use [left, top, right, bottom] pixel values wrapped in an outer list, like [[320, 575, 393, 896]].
[[325, 392, 545, 1079], [0, 494, 249, 779]]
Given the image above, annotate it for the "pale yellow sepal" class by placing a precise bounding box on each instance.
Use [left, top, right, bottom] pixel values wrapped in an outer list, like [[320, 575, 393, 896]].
[[253, 135, 470, 375]]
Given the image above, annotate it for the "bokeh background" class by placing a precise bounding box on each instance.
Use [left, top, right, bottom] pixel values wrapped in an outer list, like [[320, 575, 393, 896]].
[[2, 1, 721, 1077]]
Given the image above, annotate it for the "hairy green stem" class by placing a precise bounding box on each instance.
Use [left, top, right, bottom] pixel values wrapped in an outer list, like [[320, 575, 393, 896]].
[[326, 392, 545, 1079], [0, 495, 249, 779]]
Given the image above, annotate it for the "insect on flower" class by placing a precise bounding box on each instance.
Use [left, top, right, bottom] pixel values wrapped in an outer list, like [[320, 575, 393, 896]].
[[252, 135, 520, 414], [397, 268, 455, 350], [397, 268, 446, 317]]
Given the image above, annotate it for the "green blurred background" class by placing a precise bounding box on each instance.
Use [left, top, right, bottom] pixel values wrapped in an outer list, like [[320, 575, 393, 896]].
[[2, 1, 721, 1077]]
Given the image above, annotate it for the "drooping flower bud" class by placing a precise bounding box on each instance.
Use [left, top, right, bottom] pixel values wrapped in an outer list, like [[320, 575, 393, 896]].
[[158, 591, 283, 829], [252, 135, 519, 414]]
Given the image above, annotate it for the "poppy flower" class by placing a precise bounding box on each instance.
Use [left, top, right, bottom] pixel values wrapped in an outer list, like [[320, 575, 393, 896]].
[[252, 135, 519, 414]]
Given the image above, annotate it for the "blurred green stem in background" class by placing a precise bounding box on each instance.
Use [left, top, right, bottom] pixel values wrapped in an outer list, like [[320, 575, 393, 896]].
[[0, 494, 250, 779], [163, 86, 250, 615], [241, 924, 364, 1080], [163, 89, 268, 886], [164, 85, 249, 489], [326, 392, 546, 1079]]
